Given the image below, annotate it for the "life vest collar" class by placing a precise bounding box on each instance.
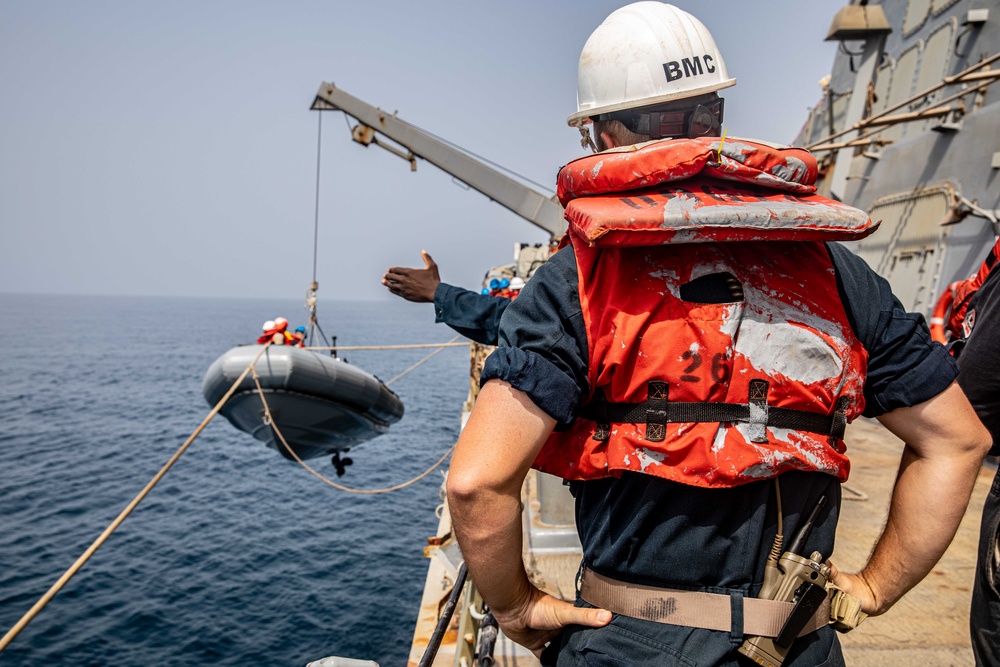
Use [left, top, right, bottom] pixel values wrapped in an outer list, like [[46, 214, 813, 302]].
[[557, 137, 878, 247], [558, 136, 818, 205]]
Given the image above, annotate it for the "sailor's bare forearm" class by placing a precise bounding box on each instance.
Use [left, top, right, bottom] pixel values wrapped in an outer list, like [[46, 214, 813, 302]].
[[447, 380, 556, 616], [849, 383, 992, 614], [448, 485, 534, 617], [859, 440, 985, 613]]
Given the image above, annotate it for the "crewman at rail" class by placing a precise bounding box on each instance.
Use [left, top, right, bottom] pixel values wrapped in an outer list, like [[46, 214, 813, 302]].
[[446, 4, 991, 665], [291, 326, 307, 348]]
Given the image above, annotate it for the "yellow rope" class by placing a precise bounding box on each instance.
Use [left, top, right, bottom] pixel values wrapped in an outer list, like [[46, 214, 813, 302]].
[[306, 341, 470, 351], [251, 369, 456, 494], [0, 336, 466, 650], [385, 334, 463, 386], [0, 342, 275, 655]]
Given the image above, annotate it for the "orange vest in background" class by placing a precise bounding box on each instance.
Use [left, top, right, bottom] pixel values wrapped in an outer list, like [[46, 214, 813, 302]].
[[930, 236, 1000, 343]]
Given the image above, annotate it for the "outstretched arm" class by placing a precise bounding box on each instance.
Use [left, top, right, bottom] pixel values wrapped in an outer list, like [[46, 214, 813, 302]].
[[382, 250, 440, 302], [829, 381, 991, 614], [447, 380, 611, 652]]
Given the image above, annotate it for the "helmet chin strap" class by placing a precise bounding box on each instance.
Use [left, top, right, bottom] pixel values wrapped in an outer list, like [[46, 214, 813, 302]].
[[578, 126, 599, 153]]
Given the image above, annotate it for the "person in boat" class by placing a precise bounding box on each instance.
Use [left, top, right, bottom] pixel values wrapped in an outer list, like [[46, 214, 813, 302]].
[[382, 249, 511, 346], [944, 238, 1000, 664], [257, 319, 278, 344], [273, 317, 288, 340], [273, 317, 297, 345], [256, 317, 293, 345], [291, 325, 307, 348], [446, 3, 991, 665]]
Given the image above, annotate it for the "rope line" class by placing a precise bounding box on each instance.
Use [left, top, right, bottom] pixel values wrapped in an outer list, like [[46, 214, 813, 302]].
[[0, 335, 465, 650], [305, 341, 469, 352], [385, 335, 463, 386], [0, 343, 275, 655], [251, 369, 456, 494]]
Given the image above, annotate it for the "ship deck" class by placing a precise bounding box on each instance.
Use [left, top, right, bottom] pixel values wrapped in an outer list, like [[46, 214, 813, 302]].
[[409, 418, 995, 666]]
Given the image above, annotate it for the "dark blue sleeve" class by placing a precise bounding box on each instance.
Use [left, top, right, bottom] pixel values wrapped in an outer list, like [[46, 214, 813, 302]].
[[432, 283, 509, 346], [956, 268, 1000, 450], [827, 242, 958, 417], [481, 247, 589, 425]]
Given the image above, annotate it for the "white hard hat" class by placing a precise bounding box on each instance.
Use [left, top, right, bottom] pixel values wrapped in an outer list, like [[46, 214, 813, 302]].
[[568, 2, 736, 127], [509, 277, 526, 290], [262, 320, 275, 331]]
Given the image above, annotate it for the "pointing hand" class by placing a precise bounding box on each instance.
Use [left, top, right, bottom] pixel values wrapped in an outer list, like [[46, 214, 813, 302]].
[[382, 250, 442, 303]]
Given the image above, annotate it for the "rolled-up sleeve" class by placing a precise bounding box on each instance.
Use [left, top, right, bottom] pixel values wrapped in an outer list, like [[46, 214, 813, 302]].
[[828, 242, 958, 416], [481, 247, 589, 425]]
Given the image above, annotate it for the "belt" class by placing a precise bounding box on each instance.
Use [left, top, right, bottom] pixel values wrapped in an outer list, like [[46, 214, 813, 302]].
[[579, 567, 830, 639]]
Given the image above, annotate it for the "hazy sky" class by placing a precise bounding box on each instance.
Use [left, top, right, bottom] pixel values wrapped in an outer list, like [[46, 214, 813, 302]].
[[1, 1, 848, 302]]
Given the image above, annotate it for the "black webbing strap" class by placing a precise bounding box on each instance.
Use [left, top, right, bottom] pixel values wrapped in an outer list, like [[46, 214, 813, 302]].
[[583, 380, 849, 444]]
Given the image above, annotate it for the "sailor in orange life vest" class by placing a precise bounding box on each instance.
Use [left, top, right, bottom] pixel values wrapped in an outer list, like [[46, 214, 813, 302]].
[[446, 4, 991, 665], [257, 317, 295, 345], [256, 320, 279, 345]]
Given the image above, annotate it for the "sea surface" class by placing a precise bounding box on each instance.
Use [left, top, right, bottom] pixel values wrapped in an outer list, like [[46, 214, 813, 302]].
[[0, 293, 470, 667]]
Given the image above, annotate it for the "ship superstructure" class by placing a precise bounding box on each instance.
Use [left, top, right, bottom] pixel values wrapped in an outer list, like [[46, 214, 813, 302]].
[[796, 1, 999, 315]]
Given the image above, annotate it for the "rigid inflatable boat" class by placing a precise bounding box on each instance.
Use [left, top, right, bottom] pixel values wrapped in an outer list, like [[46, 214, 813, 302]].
[[202, 345, 404, 461]]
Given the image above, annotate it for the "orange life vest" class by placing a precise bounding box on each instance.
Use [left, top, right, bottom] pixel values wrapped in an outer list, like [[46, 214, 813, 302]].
[[930, 237, 1000, 343], [534, 138, 875, 488]]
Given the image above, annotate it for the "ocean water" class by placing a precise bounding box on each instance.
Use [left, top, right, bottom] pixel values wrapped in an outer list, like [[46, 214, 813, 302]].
[[0, 293, 470, 667]]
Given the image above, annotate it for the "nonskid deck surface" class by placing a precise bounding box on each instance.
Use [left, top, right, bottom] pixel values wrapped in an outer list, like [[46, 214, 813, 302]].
[[409, 419, 994, 666]]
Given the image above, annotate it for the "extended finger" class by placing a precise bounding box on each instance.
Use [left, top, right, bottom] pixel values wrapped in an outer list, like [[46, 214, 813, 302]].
[[421, 250, 436, 268], [532, 597, 612, 631], [385, 267, 412, 277]]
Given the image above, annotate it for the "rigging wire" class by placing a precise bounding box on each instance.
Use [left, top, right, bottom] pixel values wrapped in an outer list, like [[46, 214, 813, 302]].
[[312, 111, 322, 286], [306, 110, 330, 351]]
